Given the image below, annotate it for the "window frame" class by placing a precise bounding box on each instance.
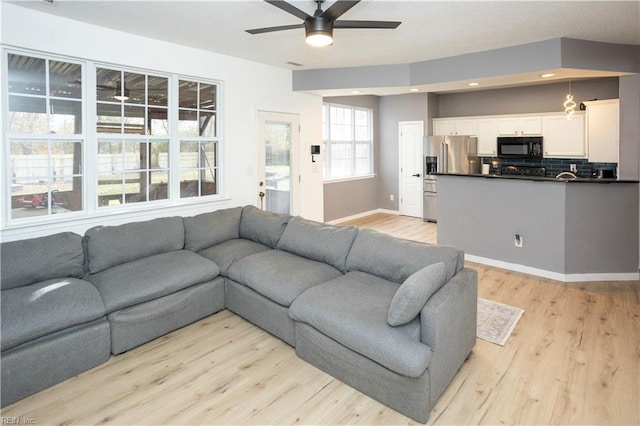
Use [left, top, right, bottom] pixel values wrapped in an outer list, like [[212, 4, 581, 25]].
[[2, 48, 225, 228], [322, 102, 374, 181]]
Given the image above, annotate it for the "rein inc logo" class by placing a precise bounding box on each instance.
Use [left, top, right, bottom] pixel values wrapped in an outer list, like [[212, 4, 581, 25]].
[[1, 418, 35, 425]]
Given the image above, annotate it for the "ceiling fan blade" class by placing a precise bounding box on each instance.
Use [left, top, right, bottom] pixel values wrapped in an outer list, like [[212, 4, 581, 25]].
[[334, 20, 401, 29], [322, 0, 360, 21], [246, 23, 304, 34], [264, 0, 311, 21]]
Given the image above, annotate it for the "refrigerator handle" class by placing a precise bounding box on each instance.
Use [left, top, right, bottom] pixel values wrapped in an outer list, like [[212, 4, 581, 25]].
[[441, 142, 448, 174]]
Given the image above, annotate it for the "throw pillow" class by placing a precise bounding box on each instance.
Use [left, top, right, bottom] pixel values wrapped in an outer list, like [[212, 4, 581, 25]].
[[387, 262, 447, 326]]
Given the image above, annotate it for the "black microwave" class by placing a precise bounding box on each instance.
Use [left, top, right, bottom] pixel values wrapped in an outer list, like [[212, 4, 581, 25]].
[[497, 136, 543, 159]]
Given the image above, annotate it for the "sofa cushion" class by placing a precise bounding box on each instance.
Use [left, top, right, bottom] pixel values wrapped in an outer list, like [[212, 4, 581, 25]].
[[1, 232, 85, 291], [289, 271, 433, 378], [87, 250, 219, 313], [227, 250, 342, 307], [184, 207, 243, 252], [277, 216, 358, 273], [239, 205, 289, 248], [1, 278, 106, 351], [346, 229, 463, 284], [197, 238, 270, 275], [85, 217, 185, 274], [387, 262, 447, 326]]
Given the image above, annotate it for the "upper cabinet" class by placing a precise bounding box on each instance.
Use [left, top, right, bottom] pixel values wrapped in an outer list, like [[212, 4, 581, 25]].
[[498, 115, 542, 135], [585, 99, 619, 163], [477, 119, 499, 156], [433, 118, 478, 136], [542, 113, 586, 158]]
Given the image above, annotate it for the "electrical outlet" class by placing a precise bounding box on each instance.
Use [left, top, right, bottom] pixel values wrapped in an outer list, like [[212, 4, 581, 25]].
[[515, 234, 523, 248], [570, 164, 577, 172], [390, 194, 394, 201]]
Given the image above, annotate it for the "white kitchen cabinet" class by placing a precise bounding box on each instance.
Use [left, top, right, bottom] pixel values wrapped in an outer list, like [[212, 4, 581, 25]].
[[477, 118, 499, 156], [498, 115, 542, 135], [433, 118, 477, 136], [542, 113, 586, 158], [585, 99, 619, 163]]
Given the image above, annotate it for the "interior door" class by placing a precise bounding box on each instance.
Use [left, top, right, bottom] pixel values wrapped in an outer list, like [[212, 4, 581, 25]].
[[399, 121, 424, 218], [257, 111, 300, 215]]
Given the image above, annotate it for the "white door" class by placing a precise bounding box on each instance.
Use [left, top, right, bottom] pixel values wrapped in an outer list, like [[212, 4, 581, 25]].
[[399, 121, 424, 218], [257, 111, 300, 215]]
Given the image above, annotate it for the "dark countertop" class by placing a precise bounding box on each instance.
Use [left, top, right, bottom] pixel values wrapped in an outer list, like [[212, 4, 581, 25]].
[[433, 173, 639, 183]]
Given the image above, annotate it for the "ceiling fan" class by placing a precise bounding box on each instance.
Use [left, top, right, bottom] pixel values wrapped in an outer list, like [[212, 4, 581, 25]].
[[70, 79, 165, 102], [246, 0, 401, 47]]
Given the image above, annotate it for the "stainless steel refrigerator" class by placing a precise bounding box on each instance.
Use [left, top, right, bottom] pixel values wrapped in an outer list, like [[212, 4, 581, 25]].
[[423, 136, 480, 222]]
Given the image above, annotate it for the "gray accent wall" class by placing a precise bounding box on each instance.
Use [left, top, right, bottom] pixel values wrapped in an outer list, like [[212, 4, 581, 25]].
[[323, 96, 380, 222], [437, 78, 619, 117]]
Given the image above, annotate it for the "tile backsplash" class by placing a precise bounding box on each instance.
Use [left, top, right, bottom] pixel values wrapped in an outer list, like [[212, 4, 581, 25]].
[[481, 157, 617, 178]]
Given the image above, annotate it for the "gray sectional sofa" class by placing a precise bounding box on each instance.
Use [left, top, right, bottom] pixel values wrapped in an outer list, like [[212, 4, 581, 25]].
[[0, 205, 477, 423]]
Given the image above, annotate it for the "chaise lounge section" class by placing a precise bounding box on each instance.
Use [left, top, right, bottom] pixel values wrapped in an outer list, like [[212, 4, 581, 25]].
[[0, 205, 477, 423]]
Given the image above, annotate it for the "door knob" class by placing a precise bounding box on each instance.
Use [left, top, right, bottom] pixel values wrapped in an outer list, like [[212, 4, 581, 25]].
[[412, 173, 421, 177]]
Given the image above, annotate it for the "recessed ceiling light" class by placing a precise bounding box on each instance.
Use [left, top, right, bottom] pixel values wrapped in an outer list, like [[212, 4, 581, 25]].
[[540, 73, 555, 78], [468, 82, 480, 87], [409, 88, 420, 92], [351, 90, 361, 94]]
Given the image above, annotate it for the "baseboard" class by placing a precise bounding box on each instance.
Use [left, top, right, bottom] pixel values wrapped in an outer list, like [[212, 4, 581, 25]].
[[327, 209, 400, 225], [465, 254, 640, 283]]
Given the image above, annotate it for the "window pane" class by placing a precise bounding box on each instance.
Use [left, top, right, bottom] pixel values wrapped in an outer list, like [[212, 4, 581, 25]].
[[124, 170, 146, 204], [178, 109, 198, 136], [149, 108, 168, 136], [200, 111, 216, 137], [11, 140, 48, 178], [180, 170, 199, 198], [96, 68, 121, 102], [201, 142, 216, 166], [50, 99, 82, 134], [98, 173, 123, 206], [51, 178, 82, 212], [148, 76, 168, 107], [97, 103, 122, 133], [11, 182, 48, 219], [8, 54, 46, 95], [8, 96, 47, 134], [179, 80, 198, 108], [98, 140, 123, 172], [149, 141, 169, 169], [201, 169, 217, 196], [180, 142, 199, 168], [200, 83, 216, 109], [150, 171, 169, 200], [123, 106, 145, 135], [51, 141, 82, 176], [124, 72, 146, 105], [124, 141, 146, 170], [50, 61, 81, 99]]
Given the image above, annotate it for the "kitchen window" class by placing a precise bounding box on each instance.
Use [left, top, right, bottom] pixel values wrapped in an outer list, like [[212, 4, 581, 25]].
[[6, 52, 85, 220], [322, 103, 373, 180]]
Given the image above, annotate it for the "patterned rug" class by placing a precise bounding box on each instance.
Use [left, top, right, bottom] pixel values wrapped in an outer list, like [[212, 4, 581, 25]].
[[477, 298, 525, 346]]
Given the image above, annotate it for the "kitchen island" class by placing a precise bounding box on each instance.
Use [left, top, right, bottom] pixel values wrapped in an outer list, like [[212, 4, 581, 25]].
[[436, 173, 639, 282]]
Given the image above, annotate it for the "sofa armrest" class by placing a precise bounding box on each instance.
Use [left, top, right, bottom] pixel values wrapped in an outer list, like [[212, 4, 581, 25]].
[[419, 267, 477, 406]]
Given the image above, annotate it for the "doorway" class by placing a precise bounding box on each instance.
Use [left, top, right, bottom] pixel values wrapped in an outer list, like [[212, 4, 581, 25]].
[[257, 111, 300, 215], [398, 121, 424, 218]]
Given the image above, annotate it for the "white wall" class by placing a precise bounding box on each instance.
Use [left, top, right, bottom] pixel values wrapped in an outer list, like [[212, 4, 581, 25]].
[[0, 3, 324, 242]]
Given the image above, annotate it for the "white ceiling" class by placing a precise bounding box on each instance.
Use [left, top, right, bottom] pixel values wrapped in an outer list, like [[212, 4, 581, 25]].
[[11, 0, 640, 94]]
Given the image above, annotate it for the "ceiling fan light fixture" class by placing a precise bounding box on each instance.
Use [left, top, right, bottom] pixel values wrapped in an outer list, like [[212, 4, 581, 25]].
[[114, 87, 130, 102], [305, 18, 333, 47]]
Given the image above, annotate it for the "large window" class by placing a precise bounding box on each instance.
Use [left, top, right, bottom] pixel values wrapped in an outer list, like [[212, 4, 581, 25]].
[[322, 103, 373, 180], [178, 79, 218, 198], [3, 49, 222, 224], [96, 67, 170, 206], [7, 53, 84, 219]]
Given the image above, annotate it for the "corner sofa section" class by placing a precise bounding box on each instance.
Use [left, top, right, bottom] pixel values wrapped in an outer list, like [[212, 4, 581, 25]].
[[0, 206, 477, 423]]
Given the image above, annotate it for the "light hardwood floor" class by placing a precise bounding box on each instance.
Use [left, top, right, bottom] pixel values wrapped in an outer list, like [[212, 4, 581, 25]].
[[3, 213, 639, 425]]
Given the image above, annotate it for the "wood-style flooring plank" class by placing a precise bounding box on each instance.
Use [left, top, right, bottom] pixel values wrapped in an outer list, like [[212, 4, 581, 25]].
[[3, 214, 639, 425]]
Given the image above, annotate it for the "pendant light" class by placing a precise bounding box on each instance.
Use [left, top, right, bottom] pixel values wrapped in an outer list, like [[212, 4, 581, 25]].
[[564, 80, 576, 119]]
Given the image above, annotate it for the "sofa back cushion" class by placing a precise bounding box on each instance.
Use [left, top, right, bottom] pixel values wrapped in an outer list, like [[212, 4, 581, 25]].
[[85, 216, 184, 274], [184, 206, 242, 252], [346, 229, 463, 284], [1, 232, 85, 290], [239, 205, 289, 248], [277, 216, 358, 272]]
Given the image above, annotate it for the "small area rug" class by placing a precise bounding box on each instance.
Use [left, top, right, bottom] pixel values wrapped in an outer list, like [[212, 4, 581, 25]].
[[477, 298, 525, 346]]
